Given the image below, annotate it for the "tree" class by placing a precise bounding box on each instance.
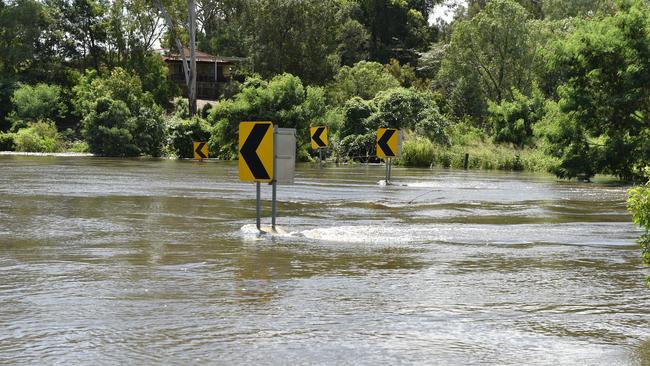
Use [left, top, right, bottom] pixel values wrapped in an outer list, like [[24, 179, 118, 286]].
[[544, 0, 650, 180], [245, 0, 341, 85], [355, 0, 437, 63], [439, 0, 536, 119], [326, 61, 399, 106], [75, 68, 165, 156], [155, 0, 198, 115], [488, 87, 545, 148], [208, 73, 326, 159], [8, 83, 67, 131]]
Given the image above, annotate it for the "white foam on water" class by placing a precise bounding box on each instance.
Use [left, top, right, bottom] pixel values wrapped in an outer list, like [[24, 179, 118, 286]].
[[299, 222, 638, 247]]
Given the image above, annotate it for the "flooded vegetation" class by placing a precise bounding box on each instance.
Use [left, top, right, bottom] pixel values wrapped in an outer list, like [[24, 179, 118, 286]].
[[0, 156, 648, 365]]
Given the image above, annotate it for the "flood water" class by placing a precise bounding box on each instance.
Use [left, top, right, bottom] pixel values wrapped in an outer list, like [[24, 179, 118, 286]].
[[0, 156, 648, 365]]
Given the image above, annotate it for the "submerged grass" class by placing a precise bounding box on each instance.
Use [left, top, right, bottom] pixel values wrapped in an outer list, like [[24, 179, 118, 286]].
[[400, 136, 558, 173]]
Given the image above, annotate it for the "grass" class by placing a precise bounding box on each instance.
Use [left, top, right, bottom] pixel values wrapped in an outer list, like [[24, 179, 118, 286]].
[[400, 136, 558, 173]]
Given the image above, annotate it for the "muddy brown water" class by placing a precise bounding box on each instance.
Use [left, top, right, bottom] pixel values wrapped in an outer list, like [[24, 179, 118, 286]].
[[0, 156, 648, 365]]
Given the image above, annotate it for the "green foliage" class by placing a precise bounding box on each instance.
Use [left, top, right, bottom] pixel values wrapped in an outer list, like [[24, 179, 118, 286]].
[[171, 97, 190, 119], [338, 132, 375, 162], [127, 53, 178, 107], [384, 59, 419, 88], [488, 88, 545, 148], [0, 132, 15, 151], [341, 97, 375, 137], [13, 120, 62, 152], [167, 116, 211, 158], [243, 0, 341, 84], [327, 61, 399, 106], [627, 182, 650, 285], [365, 88, 448, 144], [401, 136, 435, 167], [439, 0, 536, 119], [543, 0, 650, 180], [76, 68, 165, 157], [542, 0, 616, 20], [8, 83, 67, 131], [207, 73, 326, 160]]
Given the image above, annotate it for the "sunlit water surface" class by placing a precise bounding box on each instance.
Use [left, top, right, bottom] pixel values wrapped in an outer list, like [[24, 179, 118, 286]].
[[0, 156, 648, 365]]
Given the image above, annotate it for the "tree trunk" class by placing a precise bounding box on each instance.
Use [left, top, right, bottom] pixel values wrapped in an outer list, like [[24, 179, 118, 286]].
[[154, 0, 196, 116], [188, 0, 197, 116]]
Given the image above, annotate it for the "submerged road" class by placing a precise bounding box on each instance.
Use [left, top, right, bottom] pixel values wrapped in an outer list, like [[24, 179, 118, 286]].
[[0, 156, 648, 365]]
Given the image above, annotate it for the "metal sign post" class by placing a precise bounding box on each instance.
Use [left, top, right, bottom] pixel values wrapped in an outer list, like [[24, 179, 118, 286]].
[[256, 182, 261, 230], [272, 126, 278, 230], [318, 148, 322, 169], [239, 122, 295, 233]]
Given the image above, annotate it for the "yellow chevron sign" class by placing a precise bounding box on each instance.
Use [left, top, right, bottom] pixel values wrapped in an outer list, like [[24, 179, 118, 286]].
[[238, 121, 274, 182], [376, 128, 401, 158], [193, 142, 208, 160], [310, 126, 328, 149]]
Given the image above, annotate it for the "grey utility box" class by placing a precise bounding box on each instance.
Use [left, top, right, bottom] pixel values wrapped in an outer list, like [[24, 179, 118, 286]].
[[274, 127, 296, 184]]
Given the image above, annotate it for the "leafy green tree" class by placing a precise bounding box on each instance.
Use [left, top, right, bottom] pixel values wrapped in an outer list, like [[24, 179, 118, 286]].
[[208, 73, 326, 159], [82, 98, 139, 156], [542, 0, 616, 20], [365, 87, 439, 131], [327, 61, 399, 106], [355, 0, 437, 63], [0, 0, 44, 72], [75, 68, 165, 156], [8, 84, 67, 131], [544, 0, 650, 180], [245, 0, 342, 84], [341, 97, 375, 137], [439, 0, 535, 119], [488, 87, 544, 148]]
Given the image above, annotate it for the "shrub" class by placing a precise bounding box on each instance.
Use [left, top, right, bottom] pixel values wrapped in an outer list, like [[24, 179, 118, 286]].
[[167, 116, 212, 158], [488, 88, 545, 148], [0, 132, 15, 151], [340, 97, 374, 137], [8, 83, 67, 131], [13, 120, 62, 152], [628, 181, 650, 287], [338, 132, 375, 162]]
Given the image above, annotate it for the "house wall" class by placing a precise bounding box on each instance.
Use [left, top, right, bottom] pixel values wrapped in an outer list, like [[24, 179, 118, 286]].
[[165, 60, 235, 100]]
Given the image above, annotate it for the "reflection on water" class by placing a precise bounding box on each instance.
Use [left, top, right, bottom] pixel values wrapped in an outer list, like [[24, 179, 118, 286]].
[[0, 156, 648, 365]]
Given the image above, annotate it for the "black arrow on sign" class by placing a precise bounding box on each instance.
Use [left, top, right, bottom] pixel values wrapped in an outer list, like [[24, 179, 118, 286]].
[[240, 123, 271, 179], [195, 142, 207, 159], [312, 127, 326, 147], [378, 129, 395, 157]]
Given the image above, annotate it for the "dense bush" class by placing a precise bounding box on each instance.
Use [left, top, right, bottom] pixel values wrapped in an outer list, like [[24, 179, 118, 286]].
[[13, 120, 62, 152], [364, 87, 449, 143], [337, 132, 375, 162], [75, 68, 165, 157], [8, 83, 67, 131], [628, 180, 650, 287], [0, 132, 15, 151], [208, 73, 326, 160], [488, 88, 545, 148], [341, 97, 374, 137], [167, 116, 212, 158]]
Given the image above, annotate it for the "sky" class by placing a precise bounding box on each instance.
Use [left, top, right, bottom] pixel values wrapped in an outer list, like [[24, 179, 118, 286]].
[[429, 0, 468, 24]]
